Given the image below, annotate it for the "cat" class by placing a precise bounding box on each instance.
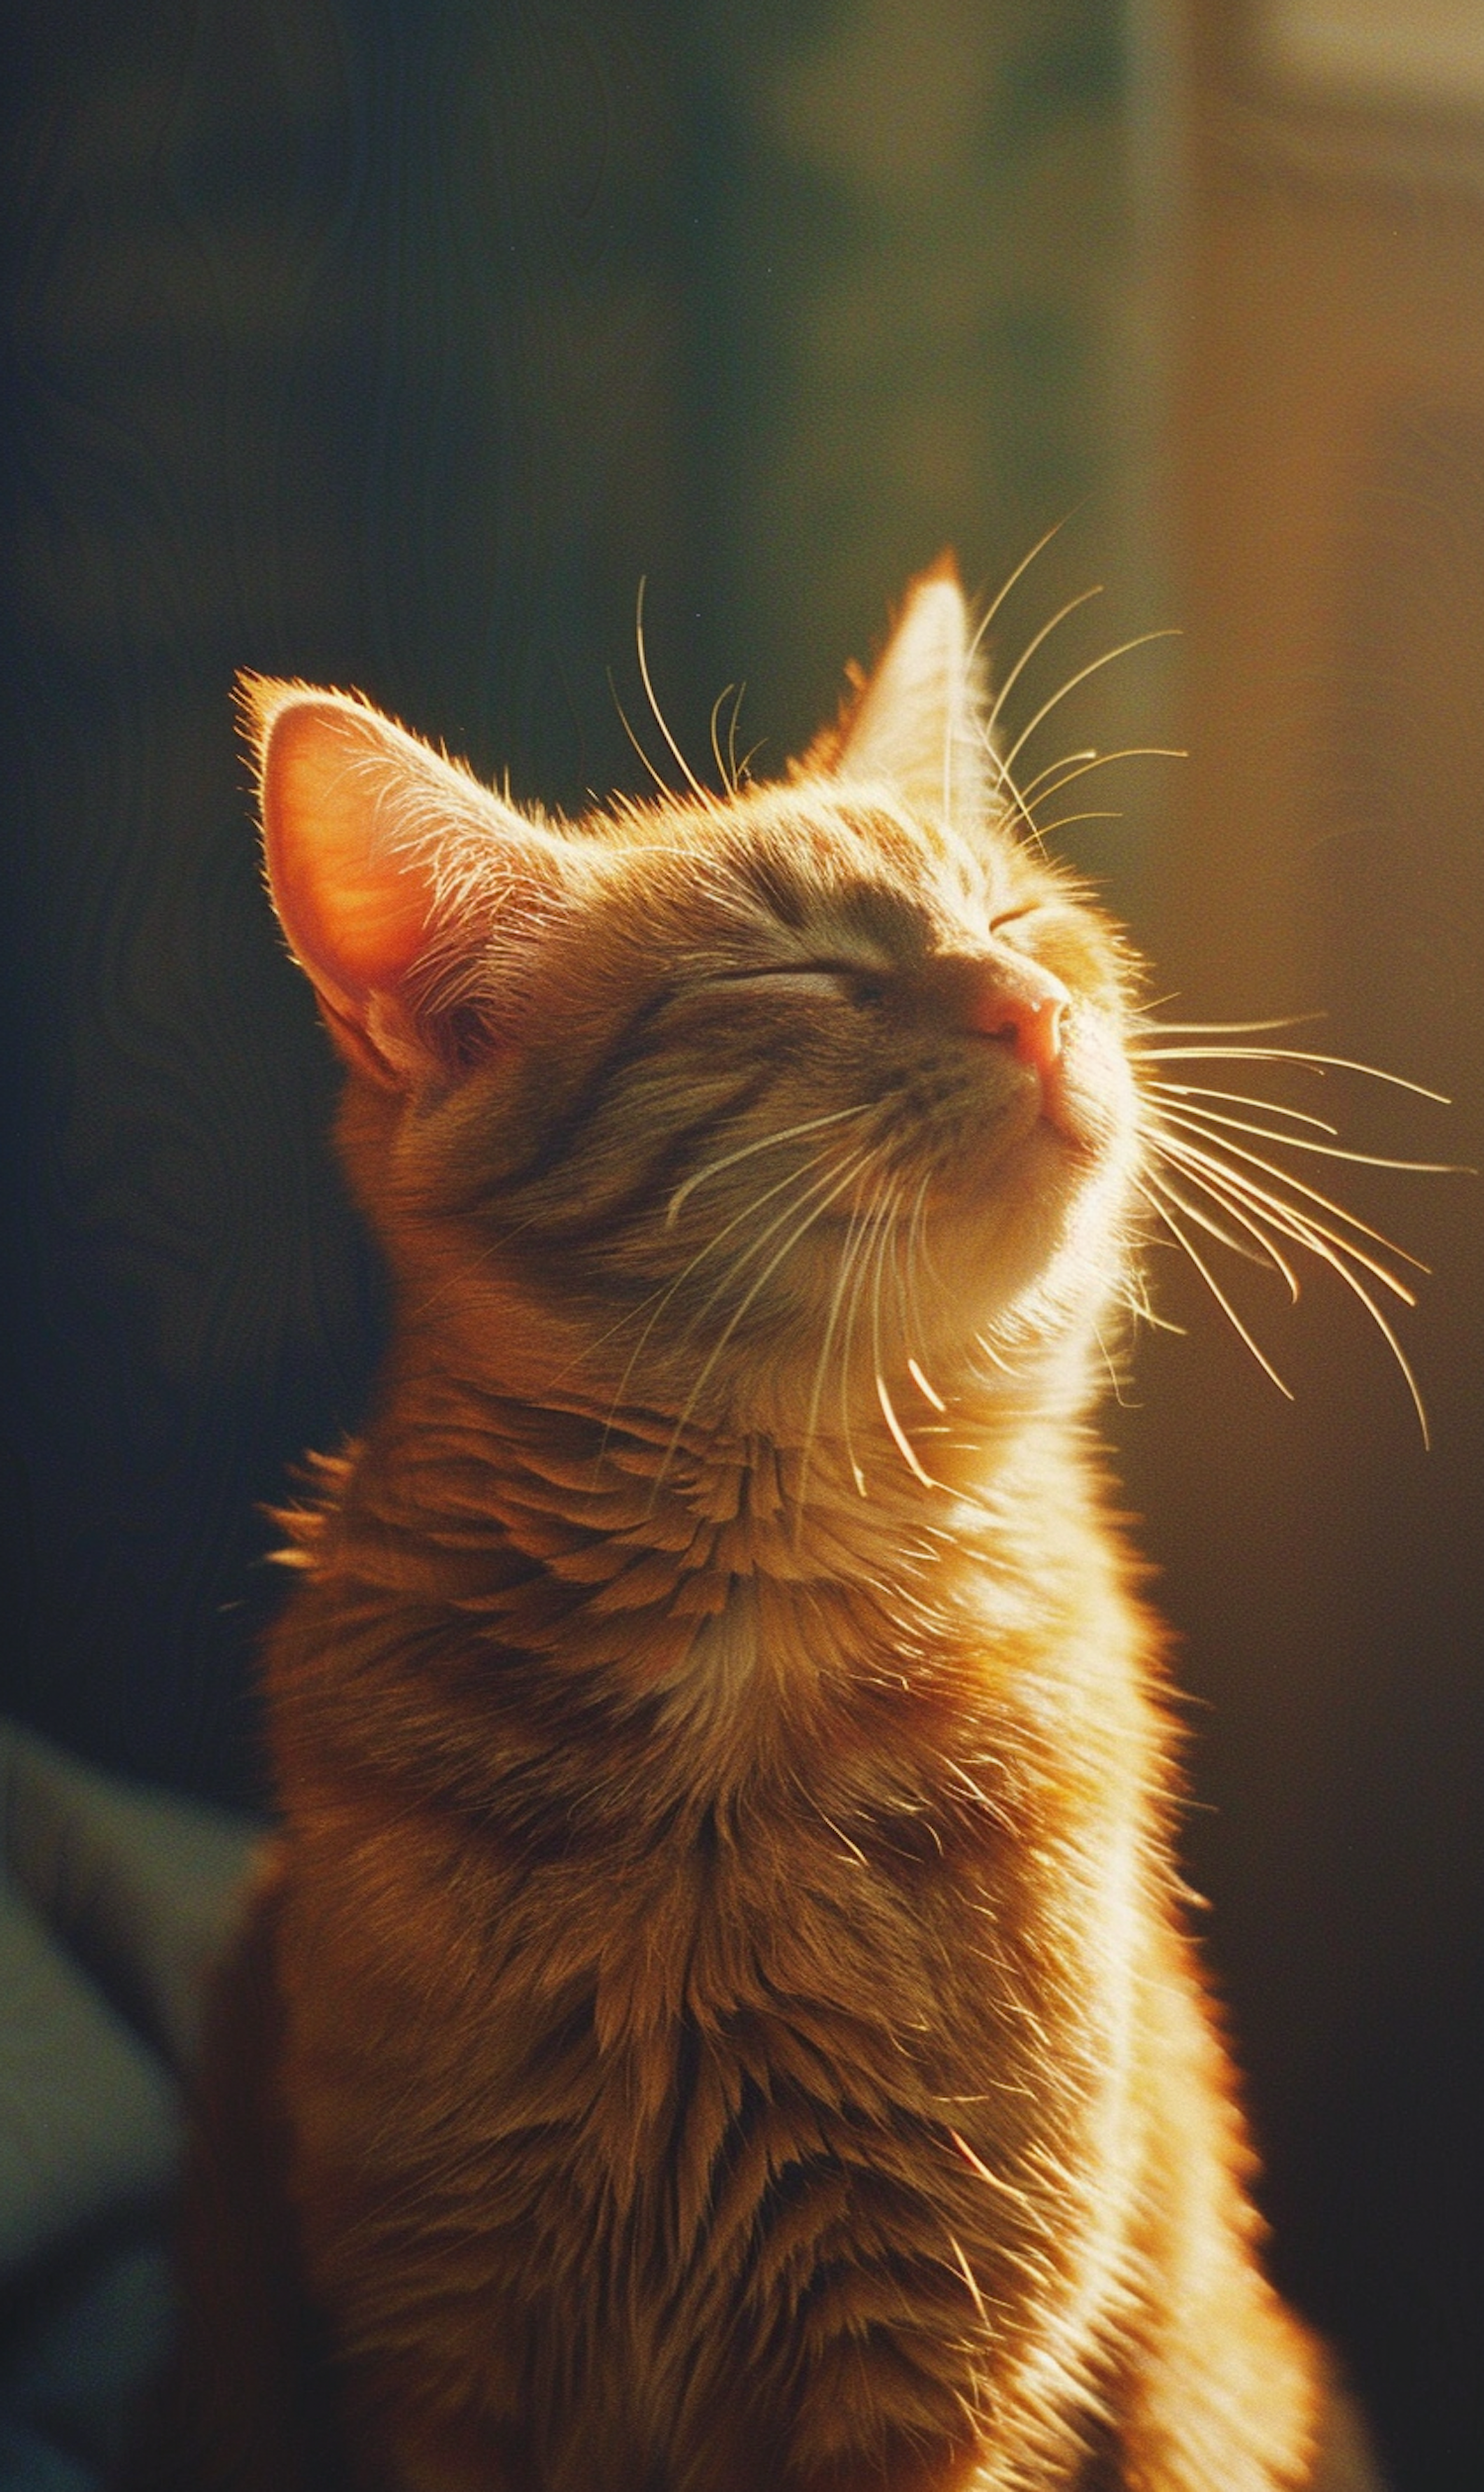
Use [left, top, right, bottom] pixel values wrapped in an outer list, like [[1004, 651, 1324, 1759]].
[[137, 559, 1386, 2491]]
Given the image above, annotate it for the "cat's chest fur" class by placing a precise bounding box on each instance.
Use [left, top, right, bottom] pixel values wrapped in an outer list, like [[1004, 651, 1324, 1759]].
[[265, 1406, 1154, 2477]]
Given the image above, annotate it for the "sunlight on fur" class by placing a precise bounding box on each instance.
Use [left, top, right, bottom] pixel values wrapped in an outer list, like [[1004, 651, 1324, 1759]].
[[132, 561, 1405, 2490]]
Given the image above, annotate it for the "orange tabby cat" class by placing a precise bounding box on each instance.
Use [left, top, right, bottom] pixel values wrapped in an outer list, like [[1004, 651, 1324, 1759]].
[[144, 563, 1376, 2490]]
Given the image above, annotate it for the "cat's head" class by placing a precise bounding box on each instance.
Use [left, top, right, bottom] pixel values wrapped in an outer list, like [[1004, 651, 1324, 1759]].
[[243, 564, 1141, 1450]]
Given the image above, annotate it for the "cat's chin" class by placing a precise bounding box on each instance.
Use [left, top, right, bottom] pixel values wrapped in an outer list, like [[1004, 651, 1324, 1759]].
[[930, 1103, 1131, 1363], [953, 1080, 1111, 1224]]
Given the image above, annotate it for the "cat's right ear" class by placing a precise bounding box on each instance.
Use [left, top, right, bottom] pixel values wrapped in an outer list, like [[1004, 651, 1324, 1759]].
[[240, 679, 576, 1087], [828, 557, 997, 839]]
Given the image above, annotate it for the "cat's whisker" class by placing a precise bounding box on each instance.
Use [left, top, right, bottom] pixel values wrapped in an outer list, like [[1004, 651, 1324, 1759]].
[[598, 1147, 847, 1456], [904, 1170, 939, 1344], [657, 1147, 881, 1495], [708, 684, 738, 795], [667, 1103, 869, 1223], [837, 1177, 899, 1498], [912, 1170, 955, 1314], [608, 672, 676, 799], [1141, 1154, 1301, 1291], [1146, 1117, 1428, 1286], [868, 1178, 942, 1491], [1133, 1174, 1296, 1401], [1148, 1145, 1433, 1443], [1164, 1181, 1423, 1408], [1013, 747, 1097, 804], [797, 1183, 885, 1525], [981, 761, 1045, 854], [1147, 1095, 1457, 1178], [982, 589, 1104, 755], [965, 513, 1072, 675], [1018, 745, 1187, 813], [884, 1171, 941, 1402], [1146, 1113, 1435, 1435], [1163, 1156, 1416, 1336], [634, 576, 718, 811], [1111, 1239, 1157, 1334], [1133, 1041, 1450, 1103], [669, 1149, 878, 1372], [972, 1330, 1016, 1379], [876, 1375, 937, 1489], [1134, 1013, 1324, 1037], [886, 1189, 915, 1351], [1027, 809, 1124, 838], [1093, 1319, 1135, 1407], [997, 631, 1181, 780], [1132, 1293, 1186, 1336], [726, 683, 748, 790], [907, 1356, 946, 1412], [1143, 1078, 1340, 1135], [836, 1192, 884, 1497], [1149, 1131, 1418, 1312]]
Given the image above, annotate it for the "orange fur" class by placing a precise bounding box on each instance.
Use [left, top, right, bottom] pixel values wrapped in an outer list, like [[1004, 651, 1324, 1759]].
[[142, 567, 1343, 2489]]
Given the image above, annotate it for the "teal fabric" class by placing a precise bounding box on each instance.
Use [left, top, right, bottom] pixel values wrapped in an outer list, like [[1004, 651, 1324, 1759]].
[[0, 1728, 260, 2490]]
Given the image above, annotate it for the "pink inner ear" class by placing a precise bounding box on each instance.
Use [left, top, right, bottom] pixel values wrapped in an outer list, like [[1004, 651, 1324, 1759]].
[[257, 692, 441, 1017]]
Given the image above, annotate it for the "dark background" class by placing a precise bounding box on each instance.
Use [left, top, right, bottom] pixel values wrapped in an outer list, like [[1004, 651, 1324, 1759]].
[[2, 3, 1479, 2486]]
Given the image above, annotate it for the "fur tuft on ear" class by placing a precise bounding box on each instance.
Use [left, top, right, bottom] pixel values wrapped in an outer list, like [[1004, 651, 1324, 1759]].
[[238, 678, 581, 1086], [826, 555, 1001, 839]]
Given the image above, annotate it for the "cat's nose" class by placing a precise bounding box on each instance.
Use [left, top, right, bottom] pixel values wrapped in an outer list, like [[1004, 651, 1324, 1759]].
[[961, 951, 1070, 1077]]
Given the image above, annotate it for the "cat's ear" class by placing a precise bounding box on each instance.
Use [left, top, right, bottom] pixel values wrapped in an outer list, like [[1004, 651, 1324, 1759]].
[[240, 678, 576, 1087], [830, 556, 998, 836]]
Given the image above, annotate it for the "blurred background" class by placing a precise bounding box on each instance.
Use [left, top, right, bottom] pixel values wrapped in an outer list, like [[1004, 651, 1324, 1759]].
[[1, 1, 1479, 2484]]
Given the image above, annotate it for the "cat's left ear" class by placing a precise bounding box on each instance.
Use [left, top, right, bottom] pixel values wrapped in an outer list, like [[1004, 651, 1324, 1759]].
[[240, 678, 581, 1087], [830, 555, 998, 838]]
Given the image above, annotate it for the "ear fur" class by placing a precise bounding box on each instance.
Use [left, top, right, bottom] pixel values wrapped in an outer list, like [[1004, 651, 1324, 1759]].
[[239, 679, 576, 1086], [831, 555, 999, 838]]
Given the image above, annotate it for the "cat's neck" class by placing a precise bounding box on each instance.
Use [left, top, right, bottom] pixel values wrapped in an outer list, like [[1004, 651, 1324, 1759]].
[[332, 1336, 1104, 1622], [274, 1344, 1125, 1831]]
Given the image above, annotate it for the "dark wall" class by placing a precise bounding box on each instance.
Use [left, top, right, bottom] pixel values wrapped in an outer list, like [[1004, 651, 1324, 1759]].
[[1121, 19, 1484, 2485], [1, 0, 718, 1804]]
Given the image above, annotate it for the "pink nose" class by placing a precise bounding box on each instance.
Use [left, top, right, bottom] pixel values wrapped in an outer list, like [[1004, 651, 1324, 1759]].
[[962, 953, 1070, 1077]]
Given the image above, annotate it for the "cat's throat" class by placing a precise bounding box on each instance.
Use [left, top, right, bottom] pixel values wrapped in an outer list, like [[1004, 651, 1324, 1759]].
[[272, 1355, 1140, 1857]]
